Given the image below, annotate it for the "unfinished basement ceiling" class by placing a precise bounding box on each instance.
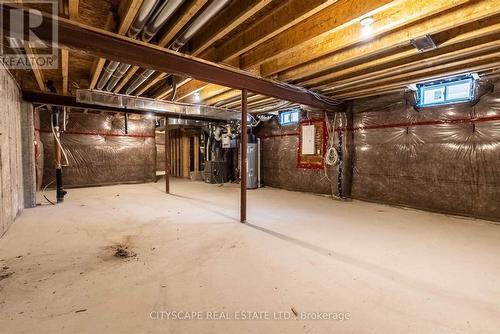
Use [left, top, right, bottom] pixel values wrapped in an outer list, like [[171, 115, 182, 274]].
[[10, 0, 500, 110]]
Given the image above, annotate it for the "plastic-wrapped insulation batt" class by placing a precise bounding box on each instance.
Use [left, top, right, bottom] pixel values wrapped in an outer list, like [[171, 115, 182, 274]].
[[40, 112, 156, 187]]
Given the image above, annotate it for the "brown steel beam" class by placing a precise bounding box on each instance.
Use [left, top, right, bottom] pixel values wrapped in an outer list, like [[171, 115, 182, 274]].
[[240, 89, 248, 224], [2, 4, 336, 110], [22, 91, 225, 122], [165, 117, 170, 194]]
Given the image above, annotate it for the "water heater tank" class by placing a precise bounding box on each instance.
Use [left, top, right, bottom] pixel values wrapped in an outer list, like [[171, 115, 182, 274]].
[[247, 143, 258, 189]]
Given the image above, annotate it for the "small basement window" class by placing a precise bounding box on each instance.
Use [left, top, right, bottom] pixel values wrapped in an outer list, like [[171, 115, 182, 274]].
[[416, 75, 475, 107], [279, 109, 300, 125]]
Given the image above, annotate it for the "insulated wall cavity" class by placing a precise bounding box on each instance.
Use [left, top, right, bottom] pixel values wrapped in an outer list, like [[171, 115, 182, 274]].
[[40, 112, 156, 187], [256, 109, 351, 196], [156, 131, 166, 173], [351, 83, 500, 221]]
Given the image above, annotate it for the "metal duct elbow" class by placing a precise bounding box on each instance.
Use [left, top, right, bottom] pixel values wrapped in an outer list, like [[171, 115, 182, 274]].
[[128, 0, 160, 39], [171, 0, 231, 51], [96, 61, 120, 90], [142, 0, 185, 42], [105, 63, 131, 91], [126, 69, 156, 95]]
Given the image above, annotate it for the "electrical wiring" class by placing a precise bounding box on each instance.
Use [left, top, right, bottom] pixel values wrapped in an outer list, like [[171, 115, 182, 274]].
[[170, 75, 177, 101], [323, 111, 342, 200], [324, 112, 339, 166], [211, 60, 342, 108], [249, 101, 294, 114], [51, 120, 70, 167], [42, 180, 56, 205], [270, 79, 343, 107]]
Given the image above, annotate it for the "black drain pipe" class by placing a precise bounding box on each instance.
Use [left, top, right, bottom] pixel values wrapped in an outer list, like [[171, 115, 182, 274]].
[[47, 81, 67, 203], [337, 129, 344, 199]]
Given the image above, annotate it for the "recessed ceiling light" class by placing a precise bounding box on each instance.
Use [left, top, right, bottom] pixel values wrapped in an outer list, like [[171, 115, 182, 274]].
[[360, 16, 374, 27]]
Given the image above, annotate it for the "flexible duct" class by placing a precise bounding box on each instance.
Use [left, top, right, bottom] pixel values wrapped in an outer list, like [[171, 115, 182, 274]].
[[105, 63, 131, 91], [123, 0, 187, 94], [97, 0, 162, 92], [126, 69, 156, 95], [128, 0, 160, 39], [171, 0, 231, 51], [142, 0, 185, 42], [97, 60, 120, 90], [127, 0, 230, 95]]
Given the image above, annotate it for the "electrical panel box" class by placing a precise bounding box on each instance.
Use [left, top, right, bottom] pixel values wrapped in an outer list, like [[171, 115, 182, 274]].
[[301, 124, 316, 155]]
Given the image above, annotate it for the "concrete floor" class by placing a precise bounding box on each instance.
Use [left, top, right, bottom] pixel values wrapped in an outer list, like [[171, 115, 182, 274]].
[[0, 178, 499, 333]]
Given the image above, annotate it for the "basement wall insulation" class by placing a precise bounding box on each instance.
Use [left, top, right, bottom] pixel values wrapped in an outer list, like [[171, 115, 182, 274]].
[[39, 113, 156, 188], [351, 80, 500, 222], [256, 109, 352, 196], [156, 131, 166, 173], [256, 79, 499, 222]]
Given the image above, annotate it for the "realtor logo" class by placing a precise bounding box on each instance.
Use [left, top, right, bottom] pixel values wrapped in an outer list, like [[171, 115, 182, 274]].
[[0, 0, 58, 69]]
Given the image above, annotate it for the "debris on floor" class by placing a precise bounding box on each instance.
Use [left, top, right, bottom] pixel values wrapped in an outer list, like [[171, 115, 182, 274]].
[[0, 272, 14, 281], [114, 247, 136, 259]]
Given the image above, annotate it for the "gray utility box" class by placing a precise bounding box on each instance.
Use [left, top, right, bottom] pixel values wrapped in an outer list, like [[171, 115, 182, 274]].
[[247, 143, 258, 189]]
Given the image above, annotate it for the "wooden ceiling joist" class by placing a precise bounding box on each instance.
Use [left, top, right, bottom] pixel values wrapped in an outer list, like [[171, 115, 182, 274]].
[[204, 89, 242, 106], [190, 0, 272, 57], [291, 23, 500, 93], [127, 0, 209, 96], [68, 0, 79, 20], [260, 0, 490, 77], [330, 61, 500, 99], [113, 66, 139, 93], [277, 0, 500, 82], [329, 52, 500, 96], [168, 0, 339, 103], [157, 0, 209, 48], [23, 42, 46, 92], [240, 0, 398, 69], [319, 41, 500, 92], [174, 80, 210, 101], [2, 5, 336, 109], [300, 24, 500, 88], [141, 0, 271, 99], [152, 0, 272, 101], [88, 0, 143, 89], [61, 49, 69, 95], [197, 85, 232, 103], [60, 0, 78, 95], [207, 0, 338, 63], [136, 73, 167, 96]]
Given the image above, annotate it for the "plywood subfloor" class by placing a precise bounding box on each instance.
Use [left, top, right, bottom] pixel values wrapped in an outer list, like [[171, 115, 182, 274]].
[[0, 178, 499, 333]]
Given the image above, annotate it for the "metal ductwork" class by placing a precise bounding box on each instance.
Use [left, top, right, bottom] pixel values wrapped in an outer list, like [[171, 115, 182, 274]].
[[100, 0, 185, 92], [97, 60, 120, 90], [105, 63, 131, 91], [128, 0, 160, 39], [126, 69, 156, 95], [96, 0, 161, 91], [127, 0, 230, 95], [142, 0, 185, 42], [171, 0, 231, 51]]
